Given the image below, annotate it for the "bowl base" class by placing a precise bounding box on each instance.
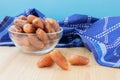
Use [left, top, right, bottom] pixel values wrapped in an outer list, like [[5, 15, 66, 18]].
[[20, 46, 55, 55]]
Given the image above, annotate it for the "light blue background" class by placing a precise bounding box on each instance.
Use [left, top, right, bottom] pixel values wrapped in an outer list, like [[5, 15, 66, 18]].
[[0, 0, 120, 21]]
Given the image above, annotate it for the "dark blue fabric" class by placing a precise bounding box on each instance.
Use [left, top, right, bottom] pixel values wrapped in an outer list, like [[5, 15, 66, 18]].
[[1, 8, 120, 68], [58, 14, 98, 47], [17, 8, 46, 19], [0, 16, 15, 46]]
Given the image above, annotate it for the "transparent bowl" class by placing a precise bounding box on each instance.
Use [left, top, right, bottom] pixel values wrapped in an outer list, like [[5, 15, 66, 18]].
[[8, 26, 63, 55]]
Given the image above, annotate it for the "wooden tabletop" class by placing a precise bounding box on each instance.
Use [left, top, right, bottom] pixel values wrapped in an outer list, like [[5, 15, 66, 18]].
[[0, 47, 119, 80]]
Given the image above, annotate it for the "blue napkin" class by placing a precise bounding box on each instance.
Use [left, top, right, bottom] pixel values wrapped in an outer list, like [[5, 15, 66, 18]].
[[0, 8, 120, 68], [77, 16, 120, 67], [58, 14, 98, 47]]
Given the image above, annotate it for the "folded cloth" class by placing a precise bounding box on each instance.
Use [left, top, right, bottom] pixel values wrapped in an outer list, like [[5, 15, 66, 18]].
[[58, 14, 98, 47], [77, 16, 120, 67], [0, 16, 15, 46]]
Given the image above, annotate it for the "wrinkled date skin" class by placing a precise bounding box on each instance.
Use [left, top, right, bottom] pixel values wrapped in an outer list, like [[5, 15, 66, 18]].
[[27, 15, 37, 23], [23, 23, 36, 33], [37, 54, 54, 68], [49, 49, 68, 70], [69, 55, 89, 65], [27, 35, 44, 50], [32, 18, 44, 29], [36, 28, 50, 44]]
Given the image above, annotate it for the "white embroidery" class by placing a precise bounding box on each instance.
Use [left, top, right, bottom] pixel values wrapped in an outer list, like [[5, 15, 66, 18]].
[[103, 17, 108, 43], [64, 17, 68, 25], [65, 23, 91, 29], [95, 23, 120, 38], [0, 18, 13, 40], [25, 9, 30, 15], [83, 35, 102, 44], [106, 37, 120, 49], [87, 16, 91, 23]]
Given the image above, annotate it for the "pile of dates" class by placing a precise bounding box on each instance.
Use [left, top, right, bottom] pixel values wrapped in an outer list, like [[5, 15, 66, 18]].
[[9, 15, 61, 51]]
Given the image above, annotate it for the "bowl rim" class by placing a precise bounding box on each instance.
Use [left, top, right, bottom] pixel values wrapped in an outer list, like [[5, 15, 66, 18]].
[[8, 26, 63, 35]]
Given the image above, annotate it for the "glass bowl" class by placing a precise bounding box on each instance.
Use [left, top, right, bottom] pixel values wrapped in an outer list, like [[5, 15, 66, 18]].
[[8, 26, 63, 55]]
